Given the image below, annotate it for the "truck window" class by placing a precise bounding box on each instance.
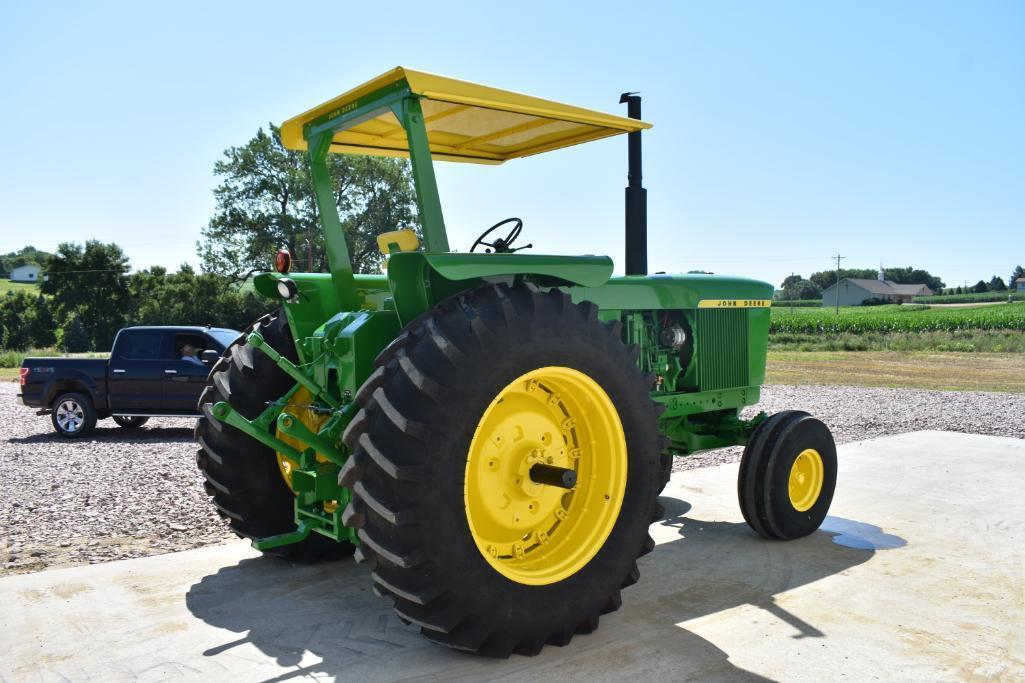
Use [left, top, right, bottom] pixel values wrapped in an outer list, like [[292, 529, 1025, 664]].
[[171, 333, 212, 359], [115, 331, 164, 360]]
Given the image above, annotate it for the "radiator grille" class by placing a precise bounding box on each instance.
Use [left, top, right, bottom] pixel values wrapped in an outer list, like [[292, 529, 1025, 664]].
[[696, 308, 749, 390]]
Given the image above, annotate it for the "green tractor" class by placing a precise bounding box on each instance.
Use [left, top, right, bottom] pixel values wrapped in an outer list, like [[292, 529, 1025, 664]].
[[195, 67, 837, 657]]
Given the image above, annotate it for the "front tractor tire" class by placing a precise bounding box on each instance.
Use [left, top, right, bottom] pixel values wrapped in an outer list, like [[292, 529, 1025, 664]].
[[194, 312, 353, 562], [738, 410, 837, 540], [341, 284, 665, 657]]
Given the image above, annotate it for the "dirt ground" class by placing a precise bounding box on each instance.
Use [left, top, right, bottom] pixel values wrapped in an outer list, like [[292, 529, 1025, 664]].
[[767, 350, 1025, 393]]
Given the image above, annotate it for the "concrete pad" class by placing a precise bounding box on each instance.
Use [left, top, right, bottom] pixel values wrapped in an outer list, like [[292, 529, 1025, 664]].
[[2, 430, 1023, 681]]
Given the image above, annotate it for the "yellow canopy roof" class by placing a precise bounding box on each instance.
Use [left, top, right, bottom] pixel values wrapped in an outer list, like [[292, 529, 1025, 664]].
[[280, 67, 651, 164]]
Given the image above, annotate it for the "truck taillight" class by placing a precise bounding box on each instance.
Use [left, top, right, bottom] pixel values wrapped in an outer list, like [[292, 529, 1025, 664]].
[[19, 367, 29, 386]]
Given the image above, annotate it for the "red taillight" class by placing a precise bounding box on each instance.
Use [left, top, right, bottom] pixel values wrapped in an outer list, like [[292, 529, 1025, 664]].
[[19, 367, 29, 386], [275, 249, 292, 274]]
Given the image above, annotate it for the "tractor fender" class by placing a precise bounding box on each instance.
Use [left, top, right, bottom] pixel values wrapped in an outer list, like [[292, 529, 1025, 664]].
[[419, 252, 613, 287], [386, 251, 614, 325]]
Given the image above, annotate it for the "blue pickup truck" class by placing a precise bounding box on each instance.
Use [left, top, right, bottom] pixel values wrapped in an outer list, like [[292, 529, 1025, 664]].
[[19, 326, 239, 437]]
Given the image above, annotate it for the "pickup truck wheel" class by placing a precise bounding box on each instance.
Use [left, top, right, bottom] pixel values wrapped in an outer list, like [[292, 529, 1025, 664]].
[[113, 416, 149, 429], [51, 392, 97, 438], [194, 311, 354, 563]]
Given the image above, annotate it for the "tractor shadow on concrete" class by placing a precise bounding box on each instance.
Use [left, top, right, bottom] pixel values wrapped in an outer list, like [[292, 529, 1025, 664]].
[[185, 496, 898, 680]]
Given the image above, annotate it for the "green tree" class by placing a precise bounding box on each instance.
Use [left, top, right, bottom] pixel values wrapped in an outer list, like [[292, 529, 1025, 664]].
[[127, 265, 270, 331], [41, 241, 131, 349], [781, 277, 821, 300], [0, 292, 33, 349], [780, 274, 803, 290], [1010, 265, 1024, 289], [808, 268, 876, 292], [24, 295, 57, 348], [970, 280, 989, 293], [808, 266, 944, 293], [198, 124, 420, 278], [989, 276, 1007, 291], [58, 319, 90, 352]]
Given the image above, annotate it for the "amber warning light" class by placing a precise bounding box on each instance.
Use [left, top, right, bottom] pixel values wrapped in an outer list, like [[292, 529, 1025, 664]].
[[275, 249, 292, 274]]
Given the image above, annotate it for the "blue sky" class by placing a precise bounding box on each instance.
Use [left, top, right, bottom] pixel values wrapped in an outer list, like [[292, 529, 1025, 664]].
[[1, 1, 1022, 289]]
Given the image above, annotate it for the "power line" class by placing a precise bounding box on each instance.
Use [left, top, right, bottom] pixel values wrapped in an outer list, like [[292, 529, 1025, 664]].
[[656, 255, 834, 264]]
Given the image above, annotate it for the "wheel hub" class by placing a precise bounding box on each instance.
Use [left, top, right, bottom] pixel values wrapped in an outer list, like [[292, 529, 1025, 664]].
[[788, 448, 824, 512], [465, 366, 627, 585], [276, 387, 338, 513], [55, 400, 84, 433]]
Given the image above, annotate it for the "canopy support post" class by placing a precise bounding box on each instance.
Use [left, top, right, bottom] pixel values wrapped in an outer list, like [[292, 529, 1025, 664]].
[[392, 97, 449, 253], [307, 132, 360, 310]]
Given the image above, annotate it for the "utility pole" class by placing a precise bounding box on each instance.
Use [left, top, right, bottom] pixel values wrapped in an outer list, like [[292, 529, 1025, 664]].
[[833, 253, 845, 314], [790, 271, 794, 313]]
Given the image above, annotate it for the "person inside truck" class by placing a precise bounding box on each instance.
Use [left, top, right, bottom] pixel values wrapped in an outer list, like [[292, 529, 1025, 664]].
[[180, 342, 203, 366]]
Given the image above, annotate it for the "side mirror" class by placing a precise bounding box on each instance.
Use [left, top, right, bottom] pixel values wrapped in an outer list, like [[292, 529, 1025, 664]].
[[201, 349, 220, 366]]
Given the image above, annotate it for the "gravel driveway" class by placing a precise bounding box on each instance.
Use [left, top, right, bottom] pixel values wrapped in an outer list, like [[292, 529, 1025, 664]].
[[2, 381, 1023, 575]]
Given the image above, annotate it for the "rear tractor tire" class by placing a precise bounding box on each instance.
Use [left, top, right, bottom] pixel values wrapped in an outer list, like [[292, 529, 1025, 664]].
[[341, 284, 665, 657], [738, 410, 837, 540], [194, 311, 354, 562]]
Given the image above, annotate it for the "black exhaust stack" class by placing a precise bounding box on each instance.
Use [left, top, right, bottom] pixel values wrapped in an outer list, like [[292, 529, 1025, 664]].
[[620, 92, 647, 276]]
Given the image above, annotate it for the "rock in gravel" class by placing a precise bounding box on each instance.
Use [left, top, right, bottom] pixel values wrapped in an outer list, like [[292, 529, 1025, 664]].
[[1, 380, 1023, 575]]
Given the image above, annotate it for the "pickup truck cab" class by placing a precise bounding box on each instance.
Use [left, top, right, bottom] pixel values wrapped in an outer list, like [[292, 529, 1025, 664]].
[[19, 326, 240, 437]]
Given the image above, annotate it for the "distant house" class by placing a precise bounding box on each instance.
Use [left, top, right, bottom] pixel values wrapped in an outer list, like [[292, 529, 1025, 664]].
[[9, 264, 41, 283], [821, 268, 933, 306], [1015, 277, 1025, 293]]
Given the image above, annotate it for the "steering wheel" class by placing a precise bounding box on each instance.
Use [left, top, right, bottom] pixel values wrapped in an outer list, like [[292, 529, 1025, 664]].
[[470, 217, 532, 254]]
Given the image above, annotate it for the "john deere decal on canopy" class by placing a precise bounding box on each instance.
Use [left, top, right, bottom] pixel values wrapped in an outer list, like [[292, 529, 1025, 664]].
[[195, 67, 837, 657]]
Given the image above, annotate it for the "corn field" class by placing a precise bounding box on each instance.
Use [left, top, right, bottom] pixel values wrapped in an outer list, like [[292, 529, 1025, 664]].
[[770, 303, 1025, 334]]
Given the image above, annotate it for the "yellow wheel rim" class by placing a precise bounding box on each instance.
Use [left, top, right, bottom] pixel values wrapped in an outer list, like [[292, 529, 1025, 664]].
[[276, 387, 338, 513], [464, 366, 627, 586], [788, 448, 824, 512]]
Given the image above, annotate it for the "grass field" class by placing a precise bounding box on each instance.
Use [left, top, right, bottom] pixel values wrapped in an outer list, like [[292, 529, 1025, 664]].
[[767, 351, 1025, 393], [0, 279, 40, 295]]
